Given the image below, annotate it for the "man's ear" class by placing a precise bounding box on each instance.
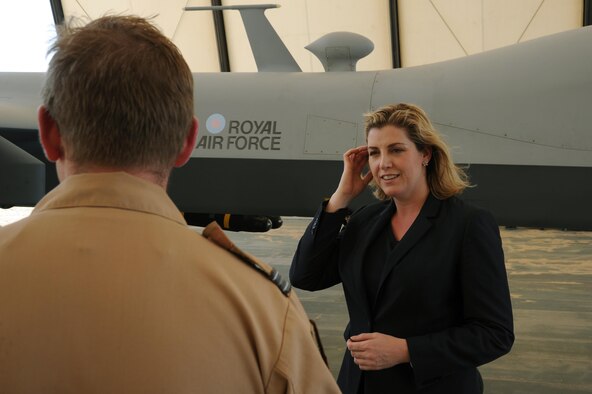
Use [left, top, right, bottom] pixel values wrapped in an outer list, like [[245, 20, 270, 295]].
[[37, 105, 63, 162], [174, 116, 198, 168]]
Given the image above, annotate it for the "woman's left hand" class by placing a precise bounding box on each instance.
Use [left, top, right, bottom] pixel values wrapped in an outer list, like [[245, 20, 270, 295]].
[[346, 332, 410, 370]]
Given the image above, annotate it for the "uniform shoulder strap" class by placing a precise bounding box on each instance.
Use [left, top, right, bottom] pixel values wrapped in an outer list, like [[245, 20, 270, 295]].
[[202, 222, 291, 296]]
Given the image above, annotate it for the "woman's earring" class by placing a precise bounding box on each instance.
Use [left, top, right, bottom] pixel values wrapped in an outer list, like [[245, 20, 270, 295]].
[[422, 161, 429, 167]]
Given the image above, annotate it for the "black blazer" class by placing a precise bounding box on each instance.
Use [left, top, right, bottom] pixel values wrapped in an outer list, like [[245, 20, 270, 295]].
[[290, 194, 514, 394]]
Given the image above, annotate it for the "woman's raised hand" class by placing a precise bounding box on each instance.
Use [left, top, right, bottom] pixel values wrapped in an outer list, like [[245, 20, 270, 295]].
[[326, 146, 373, 212]]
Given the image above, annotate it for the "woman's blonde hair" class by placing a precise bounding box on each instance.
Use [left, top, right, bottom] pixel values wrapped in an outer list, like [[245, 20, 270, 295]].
[[364, 103, 470, 200]]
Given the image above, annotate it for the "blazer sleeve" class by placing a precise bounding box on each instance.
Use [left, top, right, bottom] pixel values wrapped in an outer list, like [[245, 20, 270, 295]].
[[289, 202, 351, 291], [407, 208, 515, 388]]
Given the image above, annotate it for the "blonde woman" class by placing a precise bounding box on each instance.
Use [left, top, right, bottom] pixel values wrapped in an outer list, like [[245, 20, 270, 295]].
[[290, 103, 514, 394]]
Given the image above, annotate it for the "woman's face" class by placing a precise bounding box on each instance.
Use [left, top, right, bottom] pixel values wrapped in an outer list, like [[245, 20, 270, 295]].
[[367, 125, 431, 203]]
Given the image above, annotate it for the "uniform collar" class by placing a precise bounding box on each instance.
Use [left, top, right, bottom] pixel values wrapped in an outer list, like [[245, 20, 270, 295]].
[[32, 172, 185, 225]]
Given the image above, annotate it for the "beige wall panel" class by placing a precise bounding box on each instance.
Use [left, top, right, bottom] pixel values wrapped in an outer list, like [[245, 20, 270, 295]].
[[399, 0, 467, 67], [400, 0, 583, 67], [520, 0, 583, 42], [274, 1, 312, 71], [60, 0, 220, 71], [128, 0, 187, 37], [60, 0, 586, 72], [431, 0, 483, 55], [62, 0, 133, 20], [222, 0, 391, 72], [483, 0, 555, 49], [173, 7, 220, 72], [61, 1, 89, 21], [63, 0, 186, 36]]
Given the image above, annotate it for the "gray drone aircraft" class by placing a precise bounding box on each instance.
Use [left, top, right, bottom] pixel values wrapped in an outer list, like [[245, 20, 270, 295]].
[[1, 4, 591, 231]]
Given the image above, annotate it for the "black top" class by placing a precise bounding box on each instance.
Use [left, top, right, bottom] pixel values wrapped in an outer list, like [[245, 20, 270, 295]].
[[364, 223, 398, 311]]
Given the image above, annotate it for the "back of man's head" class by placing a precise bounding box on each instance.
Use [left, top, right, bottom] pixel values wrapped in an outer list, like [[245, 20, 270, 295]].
[[42, 15, 194, 177]]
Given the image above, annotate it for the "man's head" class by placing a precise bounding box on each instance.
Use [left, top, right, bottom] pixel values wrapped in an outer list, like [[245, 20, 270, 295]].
[[39, 15, 197, 183]]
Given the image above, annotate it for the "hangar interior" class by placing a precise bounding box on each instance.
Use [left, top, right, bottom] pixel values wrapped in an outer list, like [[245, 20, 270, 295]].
[[1, 0, 588, 72], [1, 2, 591, 393]]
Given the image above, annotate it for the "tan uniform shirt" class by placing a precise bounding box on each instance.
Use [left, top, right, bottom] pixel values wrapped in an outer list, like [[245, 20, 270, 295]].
[[0, 172, 340, 394]]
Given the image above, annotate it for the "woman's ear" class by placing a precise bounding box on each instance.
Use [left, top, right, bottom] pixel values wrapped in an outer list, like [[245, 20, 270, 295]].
[[37, 106, 63, 162], [423, 146, 433, 164], [174, 116, 198, 168]]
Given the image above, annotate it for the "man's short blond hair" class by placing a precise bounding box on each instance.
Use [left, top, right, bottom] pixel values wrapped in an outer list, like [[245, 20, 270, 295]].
[[42, 15, 194, 177]]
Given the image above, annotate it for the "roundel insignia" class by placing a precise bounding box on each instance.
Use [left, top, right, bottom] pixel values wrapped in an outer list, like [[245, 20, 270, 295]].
[[206, 113, 226, 134]]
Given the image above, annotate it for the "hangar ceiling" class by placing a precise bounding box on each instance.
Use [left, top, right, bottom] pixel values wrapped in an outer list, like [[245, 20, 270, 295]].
[[4, 0, 587, 72], [399, 0, 584, 66]]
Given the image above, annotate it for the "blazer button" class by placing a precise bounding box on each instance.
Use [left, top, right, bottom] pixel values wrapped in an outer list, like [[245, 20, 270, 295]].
[[311, 219, 318, 233]]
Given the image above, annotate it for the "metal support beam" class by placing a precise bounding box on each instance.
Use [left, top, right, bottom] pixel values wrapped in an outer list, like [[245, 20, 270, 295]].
[[49, 0, 65, 26], [389, 0, 402, 68], [211, 0, 231, 72]]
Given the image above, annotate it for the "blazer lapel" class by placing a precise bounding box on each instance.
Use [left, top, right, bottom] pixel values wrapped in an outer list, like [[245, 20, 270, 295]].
[[351, 201, 394, 315], [374, 194, 442, 306]]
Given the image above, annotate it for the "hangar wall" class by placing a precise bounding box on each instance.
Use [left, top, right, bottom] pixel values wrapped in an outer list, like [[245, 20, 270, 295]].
[[399, 0, 584, 67], [59, 0, 583, 72]]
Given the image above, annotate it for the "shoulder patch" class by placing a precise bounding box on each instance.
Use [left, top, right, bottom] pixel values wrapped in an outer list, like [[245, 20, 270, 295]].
[[202, 222, 291, 296]]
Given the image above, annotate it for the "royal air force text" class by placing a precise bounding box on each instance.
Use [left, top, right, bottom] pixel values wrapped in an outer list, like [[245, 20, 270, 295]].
[[197, 120, 281, 151]]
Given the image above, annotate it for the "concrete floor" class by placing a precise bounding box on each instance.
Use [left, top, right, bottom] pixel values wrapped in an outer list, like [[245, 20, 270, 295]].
[[225, 217, 592, 394]]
